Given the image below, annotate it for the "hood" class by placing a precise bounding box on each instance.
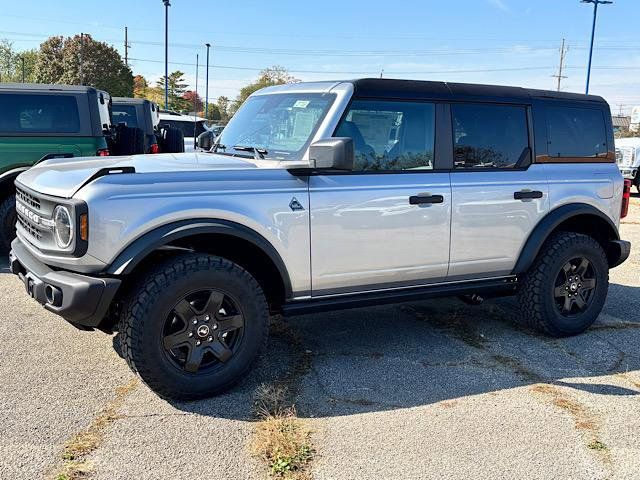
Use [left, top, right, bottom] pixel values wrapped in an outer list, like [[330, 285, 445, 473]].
[[16, 152, 270, 198]]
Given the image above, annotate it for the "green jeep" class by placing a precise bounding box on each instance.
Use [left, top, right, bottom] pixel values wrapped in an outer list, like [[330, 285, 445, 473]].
[[0, 83, 114, 251]]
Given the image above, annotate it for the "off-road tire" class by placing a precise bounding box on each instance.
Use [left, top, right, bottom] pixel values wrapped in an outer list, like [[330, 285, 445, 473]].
[[159, 126, 185, 153], [112, 125, 145, 155], [0, 193, 17, 252], [517, 232, 609, 337], [118, 253, 269, 400]]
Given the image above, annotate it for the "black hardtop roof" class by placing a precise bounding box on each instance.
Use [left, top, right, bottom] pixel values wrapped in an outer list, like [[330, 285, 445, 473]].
[[0, 82, 107, 95], [349, 78, 607, 104]]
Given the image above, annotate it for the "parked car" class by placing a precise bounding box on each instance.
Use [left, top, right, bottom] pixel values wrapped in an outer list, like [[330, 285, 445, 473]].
[[0, 83, 113, 251], [196, 124, 225, 151], [9, 78, 631, 400], [112, 98, 185, 154], [615, 137, 640, 192], [158, 110, 207, 152]]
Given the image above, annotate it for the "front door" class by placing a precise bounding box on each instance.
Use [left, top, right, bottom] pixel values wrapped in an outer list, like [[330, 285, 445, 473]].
[[309, 99, 451, 296]]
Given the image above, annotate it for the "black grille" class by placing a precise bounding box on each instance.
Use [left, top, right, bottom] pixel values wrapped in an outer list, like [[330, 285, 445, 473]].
[[16, 187, 41, 210], [18, 216, 43, 240]]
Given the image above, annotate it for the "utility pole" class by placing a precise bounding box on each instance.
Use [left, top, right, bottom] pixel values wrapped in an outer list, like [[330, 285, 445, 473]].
[[163, 0, 170, 109], [581, 0, 613, 94], [205, 43, 211, 120], [552, 38, 568, 91], [194, 53, 199, 142], [79, 33, 84, 85], [617, 104, 626, 116], [21, 57, 25, 82], [124, 26, 130, 68], [380, 68, 384, 79]]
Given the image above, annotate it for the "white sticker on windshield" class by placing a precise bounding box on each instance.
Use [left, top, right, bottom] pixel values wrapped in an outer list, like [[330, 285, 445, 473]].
[[293, 100, 310, 108]]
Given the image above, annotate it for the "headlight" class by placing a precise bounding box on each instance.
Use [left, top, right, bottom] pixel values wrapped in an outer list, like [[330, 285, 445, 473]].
[[53, 205, 73, 248]]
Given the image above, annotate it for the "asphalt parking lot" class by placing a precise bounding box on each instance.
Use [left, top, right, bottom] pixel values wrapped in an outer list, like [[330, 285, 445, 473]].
[[1, 196, 639, 480]]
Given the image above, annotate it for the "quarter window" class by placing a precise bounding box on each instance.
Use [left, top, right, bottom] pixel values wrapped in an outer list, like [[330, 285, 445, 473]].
[[452, 103, 530, 169], [112, 105, 139, 127], [546, 106, 607, 157], [0, 94, 80, 134], [335, 100, 435, 171]]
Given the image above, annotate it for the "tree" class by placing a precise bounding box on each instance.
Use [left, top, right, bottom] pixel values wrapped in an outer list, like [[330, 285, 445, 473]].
[[35, 34, 133, 96], [156, 70, 188, 110], [216, 96, 231, 123], [183, 90, 203, 113], [230, 66, 299, 115], [0, 40, 39, 83], [133, 75, 148, 98]]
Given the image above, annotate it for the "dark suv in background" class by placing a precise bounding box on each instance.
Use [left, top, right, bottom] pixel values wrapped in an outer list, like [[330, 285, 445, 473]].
[[112, 98, 185, 154]]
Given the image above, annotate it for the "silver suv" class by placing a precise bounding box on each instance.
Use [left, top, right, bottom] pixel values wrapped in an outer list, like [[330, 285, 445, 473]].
[[9, 79, 632, 399]]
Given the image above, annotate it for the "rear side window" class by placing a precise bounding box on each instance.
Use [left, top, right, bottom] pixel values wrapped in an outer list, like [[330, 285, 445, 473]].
[[546, 106, 607, 157], [0, 93, 80, 134], [112, 105, 138, 127], [452, 103, 530, 169], [335, 100, 436, 171]]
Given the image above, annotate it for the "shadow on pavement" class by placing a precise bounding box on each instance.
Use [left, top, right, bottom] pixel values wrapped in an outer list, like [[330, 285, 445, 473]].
[[168, 282, 640, 419]]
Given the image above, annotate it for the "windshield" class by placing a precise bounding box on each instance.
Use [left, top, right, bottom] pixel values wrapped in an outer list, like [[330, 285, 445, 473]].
[[215, 92, 336, 160]]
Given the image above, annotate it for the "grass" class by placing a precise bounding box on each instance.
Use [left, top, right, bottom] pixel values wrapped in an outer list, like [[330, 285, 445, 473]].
[[48, 378, 138, 480], [251, 383, 314, 479], [588, 440, 608, 451]]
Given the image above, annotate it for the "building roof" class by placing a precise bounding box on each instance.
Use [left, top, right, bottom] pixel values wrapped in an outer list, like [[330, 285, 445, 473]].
[[612, 115, 631, 128]]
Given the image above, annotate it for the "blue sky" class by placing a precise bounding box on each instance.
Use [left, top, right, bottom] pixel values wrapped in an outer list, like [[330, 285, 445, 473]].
[[1, 0, 639, 112]]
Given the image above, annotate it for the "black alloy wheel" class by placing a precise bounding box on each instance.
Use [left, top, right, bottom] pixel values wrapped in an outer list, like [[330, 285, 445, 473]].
[[162, 289, 245, 374], [553, 257, 597, 316]]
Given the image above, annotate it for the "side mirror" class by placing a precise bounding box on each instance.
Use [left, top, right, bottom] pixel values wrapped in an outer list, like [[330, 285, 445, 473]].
[[197, 131, 213, 150], [308, 137, 354, 170]]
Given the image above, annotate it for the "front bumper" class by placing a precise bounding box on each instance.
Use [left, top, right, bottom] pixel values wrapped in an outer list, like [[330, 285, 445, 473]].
[[9, 239, 121, 329]]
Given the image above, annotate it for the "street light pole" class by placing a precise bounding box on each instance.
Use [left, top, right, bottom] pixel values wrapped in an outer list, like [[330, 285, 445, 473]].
[[163, 0, 170, 109], [581, 0, 612, 95], [205, 43, 211, 120]]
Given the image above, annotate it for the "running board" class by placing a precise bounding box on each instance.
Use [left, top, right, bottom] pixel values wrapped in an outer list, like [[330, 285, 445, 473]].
[[282, 276, 518, 316]]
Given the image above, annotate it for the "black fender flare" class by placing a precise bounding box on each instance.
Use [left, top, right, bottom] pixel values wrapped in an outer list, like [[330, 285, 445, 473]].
[[512, 203, 620, 275], [107, 219, 293, 297]]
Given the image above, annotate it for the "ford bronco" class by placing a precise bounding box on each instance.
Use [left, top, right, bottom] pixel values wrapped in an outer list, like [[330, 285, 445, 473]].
[[9, 79, 631, 399]]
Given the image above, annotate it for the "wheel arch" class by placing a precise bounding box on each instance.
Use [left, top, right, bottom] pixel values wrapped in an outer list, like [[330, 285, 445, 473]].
[[512, 203, 621, 275], [0, 167, 29, 199], [107, 219, 293, 311]]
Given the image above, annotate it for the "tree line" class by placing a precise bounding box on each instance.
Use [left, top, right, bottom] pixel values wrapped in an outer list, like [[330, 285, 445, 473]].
[[0, 35, 299, 123]]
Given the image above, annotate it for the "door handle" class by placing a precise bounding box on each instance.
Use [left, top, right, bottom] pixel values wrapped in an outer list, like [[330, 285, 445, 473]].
[[409, 193, 444, 205], [514, 190, 543, 200]]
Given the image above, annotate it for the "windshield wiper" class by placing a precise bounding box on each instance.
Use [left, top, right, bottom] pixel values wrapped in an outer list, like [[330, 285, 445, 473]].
[[233, 145, 268, 160]]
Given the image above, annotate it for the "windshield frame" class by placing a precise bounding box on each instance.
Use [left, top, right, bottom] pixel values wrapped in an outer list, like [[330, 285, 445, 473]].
[[214, 91, 338, 162]]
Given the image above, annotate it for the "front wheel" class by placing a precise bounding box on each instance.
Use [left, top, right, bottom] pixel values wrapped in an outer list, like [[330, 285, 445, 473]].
[[0, 194, 17, 252], [118, 253, 269, 400], [517, 232, 609, 337]]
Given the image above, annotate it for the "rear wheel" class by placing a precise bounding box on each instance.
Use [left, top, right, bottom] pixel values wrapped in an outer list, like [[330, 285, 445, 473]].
[[0, 194, 17, 252], [518, 232, 609, 337], [118, 253, 269, 399]]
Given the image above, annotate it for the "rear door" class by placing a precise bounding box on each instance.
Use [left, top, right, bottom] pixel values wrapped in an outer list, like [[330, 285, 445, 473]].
[[449, 102, 549, 278], [309, 99, 452, 295]]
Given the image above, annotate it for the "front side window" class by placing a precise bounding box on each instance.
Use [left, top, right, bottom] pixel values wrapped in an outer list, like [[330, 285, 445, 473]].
[[452, 103, 529, 169], [216, 93, 335, 161], [335, 100, 435, 171], [0, 94, 80, 134], [547, 106, 607, 157], [112, 105, 138, 127]]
